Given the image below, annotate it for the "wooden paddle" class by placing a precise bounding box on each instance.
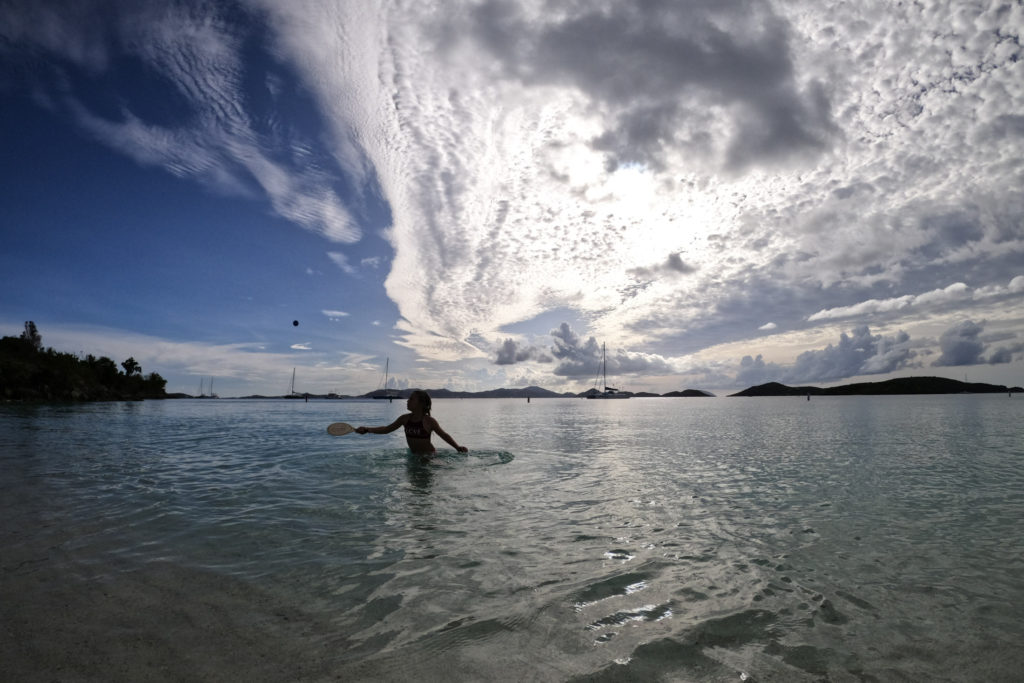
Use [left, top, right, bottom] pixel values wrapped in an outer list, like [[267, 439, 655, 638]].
[[327, 422, 355, 436]]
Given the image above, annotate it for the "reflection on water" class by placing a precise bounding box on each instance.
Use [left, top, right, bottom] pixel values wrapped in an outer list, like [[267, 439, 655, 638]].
[[2, 396, 1023, 681], [405, 456, 436, 492]]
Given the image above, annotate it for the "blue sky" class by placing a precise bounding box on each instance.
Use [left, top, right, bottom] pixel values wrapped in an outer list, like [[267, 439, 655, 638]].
[[2, 0, 1023, 397]]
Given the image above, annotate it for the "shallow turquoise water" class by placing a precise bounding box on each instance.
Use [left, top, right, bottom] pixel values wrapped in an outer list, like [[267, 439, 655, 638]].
[[3, 396, 1023, 680]]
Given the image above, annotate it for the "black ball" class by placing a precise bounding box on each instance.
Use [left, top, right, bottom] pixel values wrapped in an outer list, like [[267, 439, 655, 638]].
[[292, 320, 299, 326]]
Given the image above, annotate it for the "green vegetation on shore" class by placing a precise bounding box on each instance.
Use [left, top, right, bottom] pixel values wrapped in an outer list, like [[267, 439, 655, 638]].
[[1, 322, 167, 402]]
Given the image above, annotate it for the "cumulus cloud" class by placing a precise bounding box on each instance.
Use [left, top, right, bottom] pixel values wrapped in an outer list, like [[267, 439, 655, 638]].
[[735, 325, 921, 386], [548, 322, 672, 377], [987, 345, 1020, 365], [932, 320, 986, 367], [736, 353, 787, 387], [936, 319, 1022, 367], [494, 337, 551, 365], [786, 326, 919, 383], [464, 0, 836, 173]]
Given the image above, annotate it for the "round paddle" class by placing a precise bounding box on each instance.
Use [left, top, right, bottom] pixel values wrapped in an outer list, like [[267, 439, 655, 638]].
[[327, 422, 355, 436]]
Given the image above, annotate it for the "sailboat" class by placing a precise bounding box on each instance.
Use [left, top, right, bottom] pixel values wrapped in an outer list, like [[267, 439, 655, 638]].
[[196, 377, 218, 399], [374, 357, 398, 401], [587, 342, 630, 399]]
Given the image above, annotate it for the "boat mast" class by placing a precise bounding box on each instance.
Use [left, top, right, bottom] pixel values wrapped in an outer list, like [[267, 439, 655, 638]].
[[603, 342, 607, 390]]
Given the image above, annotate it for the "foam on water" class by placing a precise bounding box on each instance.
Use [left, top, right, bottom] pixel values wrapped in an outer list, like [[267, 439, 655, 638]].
[[2, 396, 1023, 681]]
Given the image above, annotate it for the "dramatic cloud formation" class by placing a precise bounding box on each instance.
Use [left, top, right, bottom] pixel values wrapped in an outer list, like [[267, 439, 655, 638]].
[[2, 0, 1022, 395], [1, 2, 361, 244], [733, 319, 1024, 387], [497, 323, 674, 380], [495, 337, 551, 365], [933, 320, 986, 367], [736, 326, 920, 386], [931, 319, 1023, 367]]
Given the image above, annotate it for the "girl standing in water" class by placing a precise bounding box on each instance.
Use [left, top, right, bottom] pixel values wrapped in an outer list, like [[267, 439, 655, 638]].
[[356, 390, 468, 456]]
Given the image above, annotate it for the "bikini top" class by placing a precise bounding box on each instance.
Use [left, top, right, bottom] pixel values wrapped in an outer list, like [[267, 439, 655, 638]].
[[404, 418, 431, 439]]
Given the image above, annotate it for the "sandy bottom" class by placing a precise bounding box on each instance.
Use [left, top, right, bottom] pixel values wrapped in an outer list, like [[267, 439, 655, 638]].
[[0, 477, 345, 682]]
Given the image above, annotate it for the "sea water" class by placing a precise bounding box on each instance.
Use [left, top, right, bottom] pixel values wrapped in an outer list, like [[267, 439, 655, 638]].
[[2, 396, 1023, 681]]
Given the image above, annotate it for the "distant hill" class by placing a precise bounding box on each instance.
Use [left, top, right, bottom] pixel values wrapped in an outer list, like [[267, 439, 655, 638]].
[[662, 389, 716, 397], [730, 376, 1022, 397], [232, 385, 721, 400], [358, 386, 576, 399]]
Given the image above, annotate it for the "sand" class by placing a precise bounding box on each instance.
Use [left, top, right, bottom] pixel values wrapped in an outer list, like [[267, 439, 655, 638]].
[[0, 478, 341, 682]]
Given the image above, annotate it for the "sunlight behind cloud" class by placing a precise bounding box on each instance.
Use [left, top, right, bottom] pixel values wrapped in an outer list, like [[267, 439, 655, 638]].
[[4, 0, 1021, 394]]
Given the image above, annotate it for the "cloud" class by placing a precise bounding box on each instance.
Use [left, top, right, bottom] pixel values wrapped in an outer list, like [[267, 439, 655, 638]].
[[628, 252, 698, 280], [735, 325, 920, 386], [987, 344, 1024, 365], [807, 283, 972, 322], [932, 320, 985, 367], [464, 0, 836, 173], [322, 310, 349, 321], [327, 252, 357, 275], [786, 326, 919, 383], [933, 319, 1023, 367], [290, 343, 312, 351], [548, 322, 672, 377], [758, 322, 777, 331], [736, 353, 787, 387], [494, 337, 551, 365], [4, 1, 360, 244]]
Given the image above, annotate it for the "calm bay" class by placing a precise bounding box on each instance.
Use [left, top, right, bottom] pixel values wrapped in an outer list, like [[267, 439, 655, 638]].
[[2, 395, 1022, 681]]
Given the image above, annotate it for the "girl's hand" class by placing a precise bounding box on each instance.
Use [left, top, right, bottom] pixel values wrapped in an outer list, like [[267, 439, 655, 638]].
[[356, 426, 368, 434], [456, 445, 468, 453]]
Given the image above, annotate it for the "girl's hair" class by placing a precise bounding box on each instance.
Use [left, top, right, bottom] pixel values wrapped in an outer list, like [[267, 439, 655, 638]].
[[411, 389, 432, 415]]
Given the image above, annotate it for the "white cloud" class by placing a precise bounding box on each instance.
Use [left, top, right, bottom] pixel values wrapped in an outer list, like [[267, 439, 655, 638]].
[[322, 310, 349, 320], [807, 281, 1002, 322], [327, 252, 357, 275], [5, 1, 360, 244], [736, 325, 920, 386]]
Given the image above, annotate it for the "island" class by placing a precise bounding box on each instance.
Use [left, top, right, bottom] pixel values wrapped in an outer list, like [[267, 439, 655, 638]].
[[729, 377, 1022, 397], [1, 323, 167, 402]]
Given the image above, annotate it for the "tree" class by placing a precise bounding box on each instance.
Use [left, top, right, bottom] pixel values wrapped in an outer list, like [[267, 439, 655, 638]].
[[21, 321, 42, 350], [122, 357, 141, 376]]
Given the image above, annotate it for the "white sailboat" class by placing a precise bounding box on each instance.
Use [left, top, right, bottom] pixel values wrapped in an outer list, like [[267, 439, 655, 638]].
[[587, 342, 630, 399], [374, 357, 398, 401]]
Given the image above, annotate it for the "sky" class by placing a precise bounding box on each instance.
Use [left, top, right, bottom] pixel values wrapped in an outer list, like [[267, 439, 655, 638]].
[[2, 0, 1023, 397]]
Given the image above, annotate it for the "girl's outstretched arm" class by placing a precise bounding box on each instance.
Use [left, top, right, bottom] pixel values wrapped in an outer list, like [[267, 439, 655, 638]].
[[356, 415, 406, 435]]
